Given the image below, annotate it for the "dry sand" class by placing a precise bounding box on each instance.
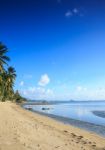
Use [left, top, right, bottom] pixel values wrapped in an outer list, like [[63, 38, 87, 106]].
[[0, 102, 105, 150]]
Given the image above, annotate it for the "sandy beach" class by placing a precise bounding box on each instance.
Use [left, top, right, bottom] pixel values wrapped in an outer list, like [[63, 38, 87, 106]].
[[0, 102, 105, 150]]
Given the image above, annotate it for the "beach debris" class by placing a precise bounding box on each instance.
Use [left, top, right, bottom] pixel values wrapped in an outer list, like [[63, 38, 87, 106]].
[[26, 107, 32, 111]]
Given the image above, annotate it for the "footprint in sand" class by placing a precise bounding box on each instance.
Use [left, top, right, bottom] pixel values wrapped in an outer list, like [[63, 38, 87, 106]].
[[55, 146, 60, 149], [77, 136, 83, 140], [71, 133, 76, 138], [37, 144, 40, 147], [88, 141, 92, 144], [91, 144, 96, 147], [81, 141, 87, 145], [63, 130, 68, 133]]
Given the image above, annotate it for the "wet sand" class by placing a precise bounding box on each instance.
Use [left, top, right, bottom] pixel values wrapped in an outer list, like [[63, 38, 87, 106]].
[[31, 111, 105, 137], [0, 101, 105, 150]]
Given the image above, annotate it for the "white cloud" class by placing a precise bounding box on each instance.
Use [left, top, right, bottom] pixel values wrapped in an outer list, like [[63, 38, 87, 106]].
[[20, 81, 24, 86], [76, 86, 87, 92], [65, 11, 72, 17], [37, 87, 46, 95], [38, 74, 50, 86], [20, 84, 105, 101], [46, 89, 54, 95], [65, 8, 85, 18], [84, 87, 87, 91], [73, 8, 79, 14], [20, 87, 54, 100], [76, 86, 82, 92], [28, 87, 36, 93], [22, 90, 27, 96]]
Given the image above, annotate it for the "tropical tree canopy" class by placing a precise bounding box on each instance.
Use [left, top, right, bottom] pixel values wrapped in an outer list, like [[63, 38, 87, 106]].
[[0, 42, 10, 72], [0, 42, 26, 103], [0, 42, 16, 101]]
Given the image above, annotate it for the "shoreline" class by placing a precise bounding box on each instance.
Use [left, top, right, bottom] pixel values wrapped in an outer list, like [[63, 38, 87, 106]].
[[23, 102, 105, 137], [23, 106, 105, 137], [0, 101, 105, 150]]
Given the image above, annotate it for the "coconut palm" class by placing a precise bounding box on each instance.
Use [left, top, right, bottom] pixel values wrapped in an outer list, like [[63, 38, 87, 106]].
[[0, 42, 23, 102], [8, 67, 16, 80], [0, 42, 10, 72], [0, 67, 16, 101], [6, 67, 17, 99], [1, 71, 8, 101], [0, 42, 10, 101]]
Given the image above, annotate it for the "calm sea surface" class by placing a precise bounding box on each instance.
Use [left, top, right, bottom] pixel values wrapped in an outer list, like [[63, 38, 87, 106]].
[[24, 101, 105, 126]]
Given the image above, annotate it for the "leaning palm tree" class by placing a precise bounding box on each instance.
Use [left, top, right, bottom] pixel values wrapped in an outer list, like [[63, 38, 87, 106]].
[[0, 42, 10, 72]]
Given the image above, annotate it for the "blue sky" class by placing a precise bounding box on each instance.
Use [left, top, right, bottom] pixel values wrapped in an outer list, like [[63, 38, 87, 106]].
[[0, 0, 105, 100]]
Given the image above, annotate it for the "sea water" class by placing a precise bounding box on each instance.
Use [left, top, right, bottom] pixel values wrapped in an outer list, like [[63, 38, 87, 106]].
[[24, 101, 105, 126]]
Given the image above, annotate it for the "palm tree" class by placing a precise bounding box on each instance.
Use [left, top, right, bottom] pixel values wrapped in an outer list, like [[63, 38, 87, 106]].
[[6, 67, 17, 99], [0, 42, 19, 102], [0, 42, 10, 101], [0, 42, 10, 72], [0, 67, 16, 101], [1, 71, 8, 101], [8, 67, 16, 79]]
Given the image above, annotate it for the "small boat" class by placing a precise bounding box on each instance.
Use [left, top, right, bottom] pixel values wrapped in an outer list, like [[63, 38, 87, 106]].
[[42, 108, 50, 110]]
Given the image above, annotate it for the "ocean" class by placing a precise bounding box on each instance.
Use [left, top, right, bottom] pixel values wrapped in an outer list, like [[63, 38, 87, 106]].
[[23, 101, 105, 136]]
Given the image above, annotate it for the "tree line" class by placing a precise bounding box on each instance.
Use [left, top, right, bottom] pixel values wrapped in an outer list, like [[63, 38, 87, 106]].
[[0, 42, 26, 102]]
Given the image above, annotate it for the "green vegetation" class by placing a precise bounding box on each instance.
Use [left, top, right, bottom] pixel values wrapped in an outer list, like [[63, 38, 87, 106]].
[[13, 90, 27, 103], [0, 42, 26, 103]]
